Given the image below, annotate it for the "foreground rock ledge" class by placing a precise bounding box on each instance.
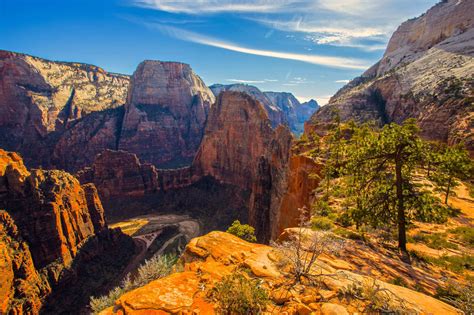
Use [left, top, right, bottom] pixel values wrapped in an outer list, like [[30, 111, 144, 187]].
[[101, 231, 459, 315]]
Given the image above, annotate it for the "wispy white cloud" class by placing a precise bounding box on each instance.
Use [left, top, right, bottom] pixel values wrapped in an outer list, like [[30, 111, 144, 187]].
[[254, 18, 388, 51], [227, 79, 265, 84], [133, 0, 300, 14], [148, 23, 370, 70], [335, 79, 350, 83]]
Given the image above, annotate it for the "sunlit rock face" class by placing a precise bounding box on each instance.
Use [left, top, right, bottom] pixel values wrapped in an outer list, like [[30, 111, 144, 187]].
[[0, 50, 130, 170], [307, 0, 474, 152], [119, 61, 215, 168]]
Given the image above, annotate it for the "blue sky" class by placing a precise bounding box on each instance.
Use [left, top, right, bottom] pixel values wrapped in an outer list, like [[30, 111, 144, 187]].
[[0, 0, 436, 104]]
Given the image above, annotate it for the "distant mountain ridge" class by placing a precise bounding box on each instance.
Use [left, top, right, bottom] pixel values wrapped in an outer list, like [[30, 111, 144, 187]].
[[209, 83, 319, 135]]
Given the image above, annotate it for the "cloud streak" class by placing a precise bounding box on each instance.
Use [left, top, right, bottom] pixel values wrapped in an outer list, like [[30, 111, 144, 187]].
[[134, 0, 299, 14], [149, 24, 370, 70]]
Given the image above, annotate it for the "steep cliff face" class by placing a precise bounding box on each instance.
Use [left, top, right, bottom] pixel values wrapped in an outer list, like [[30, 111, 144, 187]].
[[209, 84, 318, 135], [194, 91, 282, 188], [0, 50, 130, 169], [276, 154, 322, 236], [0, 211, 50, 315], [210, 84, 285, 128], [308, 0, 473, 150], [0, 149, 132, 313], [78, 149, 194, 199], [194, 91, 293, 241], [119, 61, 215, 168], [0, 149, 106, 274]]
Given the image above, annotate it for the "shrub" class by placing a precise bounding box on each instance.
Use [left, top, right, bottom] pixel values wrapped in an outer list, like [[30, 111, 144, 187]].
[[411, 232, 458, 250], [311, 216, 334, 231], [90, 254, 177, 314], [226, 220, 257, 242], [311, 199, 333, 217], [335, 212, 353, 228], [210, 271, 268, 314], [333, 227, 363, 241], [435, 280, 474, 314], [273, 229, 343, 284], [449, 227, 474, 247]]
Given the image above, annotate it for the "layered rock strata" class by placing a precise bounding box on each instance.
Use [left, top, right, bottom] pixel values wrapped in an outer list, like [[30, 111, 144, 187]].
[[307, 0, 474, 151], [119, 61, 215, 168], [0, 50, 130, 169], [0, 149, 132, 313]]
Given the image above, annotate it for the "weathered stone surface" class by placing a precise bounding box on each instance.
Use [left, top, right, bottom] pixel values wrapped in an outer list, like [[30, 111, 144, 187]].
[[276, 155, 322, 236], [119, 61, 215, 168], [264, 91, 301, 134], [193, 92, 293, 242], [210, 83, 285, 127], [0, 211, 50, 315], [102, 231, 459, 315], [321, 303, 349, 315], [307, 0, 474, 151], [78, 149, 196, 200], [209, 84, 319, 135], [0, 50, 130, 170], [0, 149, 135, 313]]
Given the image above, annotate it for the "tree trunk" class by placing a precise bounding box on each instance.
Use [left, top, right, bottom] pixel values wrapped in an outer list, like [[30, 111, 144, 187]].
[[445, 177, 452, 205], [395, 158, 407, 252]]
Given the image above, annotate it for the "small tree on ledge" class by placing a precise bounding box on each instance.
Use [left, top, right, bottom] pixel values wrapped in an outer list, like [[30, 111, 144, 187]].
[[227, 220, 257, 243]]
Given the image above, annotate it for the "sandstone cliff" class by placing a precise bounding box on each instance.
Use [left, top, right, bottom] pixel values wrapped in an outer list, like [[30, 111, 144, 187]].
[[0, 211, 50, 315], [210, 83, 285, 128], [194, 91, 293, 241], [307, 0, 474, 151], [101, 231, 459, 315], [0, 149, 134, 313], [210, 84, 319, 135], [119, 61, 215, 168], [0, 50, 130, 169], [78, 149, 194, 199]]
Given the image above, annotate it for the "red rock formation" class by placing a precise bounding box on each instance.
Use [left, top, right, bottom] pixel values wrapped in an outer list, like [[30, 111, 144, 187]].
[[276, 155, 322, 236], [119, 61, 215, 168], [194, 91, 293, 241], [0, 211, 50, 315], [210, 84, 285, 128], [0, 149, 127, 313], [78, 149, 195, 199], [0, 50, 130, 170], [101, 231, 460, 315], [307, 0, 474, 151]]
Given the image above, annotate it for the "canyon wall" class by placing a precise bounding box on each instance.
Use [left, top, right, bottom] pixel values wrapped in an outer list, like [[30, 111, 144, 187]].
[[210, 84, 319, 135], [119, 61, 215, 168], [0, 50, 130, 170], [307, 0, 473, 151], [0, 149, 134, 314]]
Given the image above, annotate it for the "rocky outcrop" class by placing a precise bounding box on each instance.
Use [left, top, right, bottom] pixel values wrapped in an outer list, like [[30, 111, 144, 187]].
[[307, 0, 474, 151], [78, 149, 195, 199], [0, 149, 133, 313], [209, 84, 318, 135], [276, 155, 322, 235], [298, 99, 319, 125], [194, 91, 293, 241], [119, 61, 215, 168], [194, 91, 277, 188], [210, 84, 285, 128], [0, 149, 105, 273], [101, 231, 459, 315], [0, 50, 130, 170], [0, 211, 50, 315]]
